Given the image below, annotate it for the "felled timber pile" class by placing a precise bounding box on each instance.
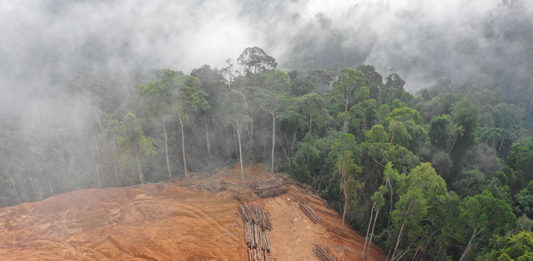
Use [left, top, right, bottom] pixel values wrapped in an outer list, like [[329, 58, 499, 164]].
[[313, 244, 336, 261], [239, 203, 272, 261], [251, 178, 287, 198], [239, 203, 272, 230], [299, 203, 322, 223]]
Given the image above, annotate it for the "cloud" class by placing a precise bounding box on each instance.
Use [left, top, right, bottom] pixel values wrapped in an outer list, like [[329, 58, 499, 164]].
[[1, 0, 532, 100]]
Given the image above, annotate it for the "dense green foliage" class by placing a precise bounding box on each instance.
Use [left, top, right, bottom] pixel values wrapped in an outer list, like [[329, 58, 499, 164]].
[[1, 47, 532, 260]]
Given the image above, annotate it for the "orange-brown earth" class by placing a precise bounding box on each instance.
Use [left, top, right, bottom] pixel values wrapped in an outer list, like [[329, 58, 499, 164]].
[[0, 164, 385, 261]]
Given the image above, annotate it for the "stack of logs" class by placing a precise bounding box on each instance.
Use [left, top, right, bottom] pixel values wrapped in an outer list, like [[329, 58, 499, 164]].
[[239, 203, 272, 261], [299, 203, 321, 223], [313, 244, 336, 261], [251, 179, 287, 198]]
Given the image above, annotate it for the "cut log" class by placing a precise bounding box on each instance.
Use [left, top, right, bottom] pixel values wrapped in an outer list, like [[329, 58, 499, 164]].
[[313, 244, 336, 261], [251, 179, 288, 198], [299, 203, 321, 223], [241, 203, 272, 260]]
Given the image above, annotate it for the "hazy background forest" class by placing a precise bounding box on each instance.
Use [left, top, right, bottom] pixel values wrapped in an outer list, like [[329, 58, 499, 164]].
[[1, 0, 533, 260]]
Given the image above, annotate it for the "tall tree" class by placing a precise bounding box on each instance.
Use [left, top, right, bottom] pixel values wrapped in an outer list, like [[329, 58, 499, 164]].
[[116, 113, 156, 184], [175, 75, 209, 178], [138, 70, 175, 180], [429, 115, 453, 151], [363, 185, 387, 258], [221, 90, 250, 187], [260, 91, 290, 172], [331, 133, 362, 232], [297, 92, 326, 135], [237, 46, 277, 75], [390, 163, 448, 261], [191, 65, 226, 155], [329, 68, 367, 132], [337, 150, 363, 232], [457, 190, 516, 261], [450, 100, 479, 163], [138, 70, 209, 179]]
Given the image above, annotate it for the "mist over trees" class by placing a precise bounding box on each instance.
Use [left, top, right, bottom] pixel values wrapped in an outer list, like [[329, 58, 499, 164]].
[[1, 0, 533, 260]]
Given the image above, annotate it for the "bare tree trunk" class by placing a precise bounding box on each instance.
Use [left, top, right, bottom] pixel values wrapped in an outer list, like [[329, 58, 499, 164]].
[[178, 113, 188, 179], [164, 123, 172, 181], [387, 179, 394, 227], [112, 138, 119, 186], [459, 229, 481, 261], [205, 122, 211, 155], [527, 91, 533, 117], [46, 174, 54, 196], [95, 164, 101, 188], [237, 124, 244, 187], [362, 202, 376, 257], [92, 105, 106, 187], [343, 98, 349, 133], [8, 173, 19, 203], [92, 106, 104, 135], [341, 175, 348, 233], [136, 154, 144, 184], [291, 131, 297, 153], [412, 240, 422, 261], [308, 112, 313, 134], [95, 141, 102, 188], [271, 115, 276, 172], [250, 119, 254, 156], [448, 131, 459, 154], [366, 207, 380, 258], [497, 133, 505, 154], [391, 222, 406, 261]]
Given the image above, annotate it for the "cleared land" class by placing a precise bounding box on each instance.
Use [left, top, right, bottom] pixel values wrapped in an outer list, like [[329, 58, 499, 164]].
[[0, 164, 385, 261]]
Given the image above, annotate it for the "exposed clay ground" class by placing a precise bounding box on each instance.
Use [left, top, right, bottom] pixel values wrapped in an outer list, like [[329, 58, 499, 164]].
[[0, 164, 385, 261]]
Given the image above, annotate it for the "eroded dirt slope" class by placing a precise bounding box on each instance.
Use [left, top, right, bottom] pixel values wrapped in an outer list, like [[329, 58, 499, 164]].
[[0, 164, 385, 261]]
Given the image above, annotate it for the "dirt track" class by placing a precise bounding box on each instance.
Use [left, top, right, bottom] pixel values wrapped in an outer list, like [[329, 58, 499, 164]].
[[0, 164, 385, 260]]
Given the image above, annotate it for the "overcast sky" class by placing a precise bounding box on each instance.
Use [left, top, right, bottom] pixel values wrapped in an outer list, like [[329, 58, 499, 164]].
[[0, 0, 531, 98]]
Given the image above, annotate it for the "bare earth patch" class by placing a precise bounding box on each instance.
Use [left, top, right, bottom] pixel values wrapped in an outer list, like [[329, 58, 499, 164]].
[[0, 164, 385, 261]]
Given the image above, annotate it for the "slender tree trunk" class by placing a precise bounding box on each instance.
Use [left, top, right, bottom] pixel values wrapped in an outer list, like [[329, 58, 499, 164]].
[[92, 106, 104, 135], [362, 202, 376, 257], [136, 154, 144, 184], [95, 141, 102, 188], [237, 124, 244, 187], [366, 207, 380, 258], [163, 123, 172, 181], [291, 130, 297, 153], [341, 174, 348, 233], [8, 173, 19, 203], [250, 119, 254, 156], [390, 132, 396, 144], [178, 113, 188, 179], [316, 178, 322, 194], [308, 112, 313, 134], [412, 240, 423, 261], [46, 174, 54, 196], [92, 106, 105, 187], [95, 164, 101, 188], [112, 138, 119, 186], [387, 179, 394, 227], [448, 131, 459, 154], [391, 222, 406, 261], [459, 229, 481, 261], [343, 98, 349, 133], [271, 115, 276, 172], [205, 122, 211, 155], [527, 92, 533, 117], [497, 133, 505, 154]]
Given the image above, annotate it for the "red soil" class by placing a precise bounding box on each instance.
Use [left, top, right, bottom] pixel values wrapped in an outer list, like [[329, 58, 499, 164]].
[[0, 164, 385, 261]]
